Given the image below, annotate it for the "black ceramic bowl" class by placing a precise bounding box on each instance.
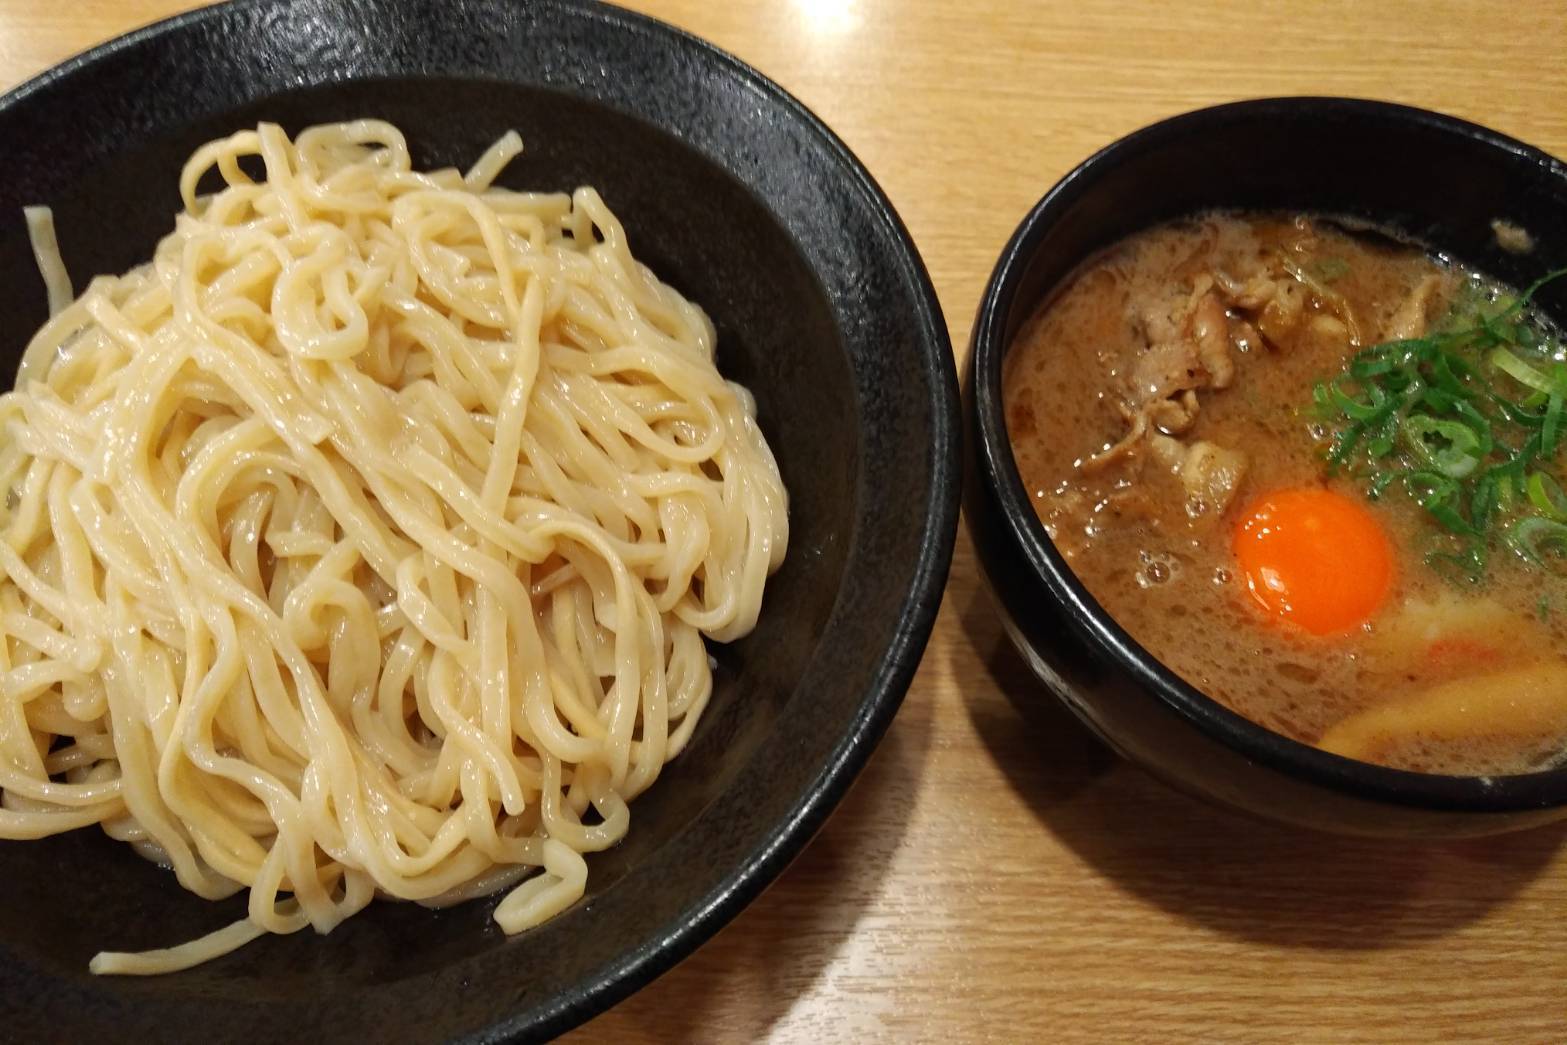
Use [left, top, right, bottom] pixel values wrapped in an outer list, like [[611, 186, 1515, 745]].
[[0, 1, 958, 1040], [966, 97, 1567, 840]]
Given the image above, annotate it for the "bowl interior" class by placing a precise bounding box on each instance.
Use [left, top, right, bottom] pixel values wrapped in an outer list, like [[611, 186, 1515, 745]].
[[995, 100, 1567, 350], [976, 98, 1567, 809], [0, 2, 957, 1040]]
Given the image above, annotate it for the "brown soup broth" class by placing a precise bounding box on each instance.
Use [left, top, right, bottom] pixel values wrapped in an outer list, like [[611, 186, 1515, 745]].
[[1004, 212, 1567, 775]]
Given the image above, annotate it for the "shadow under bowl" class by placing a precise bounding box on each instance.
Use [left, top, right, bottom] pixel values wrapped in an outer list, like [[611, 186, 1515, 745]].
[[0, 0, 959, 1040], [964, 96, 1567, 840]]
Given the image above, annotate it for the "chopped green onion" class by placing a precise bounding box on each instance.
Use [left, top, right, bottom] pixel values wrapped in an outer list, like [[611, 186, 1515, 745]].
[[1311, 383, 1332, 415], [1402, 414, 1482, 478], [1516, 267, 1567, 305], [1327, 423, 1363, 467], [1451, 399, 1494, 454], [1527, 471, 1567, 520], [1329, 380, 1387, 422], [1506, 516, 1567, 567], [1366, 411, 1401, 458], [1311, 268, 1567, 579], [1545, 371, 1565, 455], [1490, 348, 1554, 394], [1471, 473, 1500, 534]]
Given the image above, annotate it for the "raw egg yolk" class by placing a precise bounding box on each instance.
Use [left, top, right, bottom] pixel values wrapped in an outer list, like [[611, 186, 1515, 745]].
[[1232, 487, 1392, 636]]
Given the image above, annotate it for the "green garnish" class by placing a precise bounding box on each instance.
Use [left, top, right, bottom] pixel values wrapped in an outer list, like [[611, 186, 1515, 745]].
[[1490, 348, 1555, 394], [1527, 471, 1567, 520], [1313, 268, 1567, 579], [1506, 516, 1567, 567], [1402, 414, 1483, 478], [1305, 257, 1351, 283]]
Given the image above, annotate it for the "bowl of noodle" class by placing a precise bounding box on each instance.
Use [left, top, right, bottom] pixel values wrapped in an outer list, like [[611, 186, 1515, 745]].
[[0, 0, 958, 1039]]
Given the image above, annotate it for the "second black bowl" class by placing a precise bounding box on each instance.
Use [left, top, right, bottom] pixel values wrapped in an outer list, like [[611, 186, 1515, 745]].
[[965, 97, 1567, 838]]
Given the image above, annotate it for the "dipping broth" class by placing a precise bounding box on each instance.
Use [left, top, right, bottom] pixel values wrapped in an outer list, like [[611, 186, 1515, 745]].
[[1005, 212, 1567, 776]]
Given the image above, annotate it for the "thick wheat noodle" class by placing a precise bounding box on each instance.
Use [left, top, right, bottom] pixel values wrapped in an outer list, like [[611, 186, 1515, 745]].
[[0, 120, 786, 974]]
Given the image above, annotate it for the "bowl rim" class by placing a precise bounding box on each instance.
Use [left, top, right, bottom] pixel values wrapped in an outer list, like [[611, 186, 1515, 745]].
[[0, 0, 961, 1038], [971, 95, 1567, 814]]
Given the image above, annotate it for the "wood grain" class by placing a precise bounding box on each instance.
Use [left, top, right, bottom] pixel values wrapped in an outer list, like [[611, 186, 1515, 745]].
[[4, 1, 1567, 1041]]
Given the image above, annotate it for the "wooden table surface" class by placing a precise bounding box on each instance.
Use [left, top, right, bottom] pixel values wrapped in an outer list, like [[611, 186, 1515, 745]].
[[5, 1, 1567, 1041]]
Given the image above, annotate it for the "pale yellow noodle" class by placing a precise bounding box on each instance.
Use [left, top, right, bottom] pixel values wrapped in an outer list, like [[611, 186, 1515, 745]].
[[22, 206, 72, 321], [3, 120, 787, 974]]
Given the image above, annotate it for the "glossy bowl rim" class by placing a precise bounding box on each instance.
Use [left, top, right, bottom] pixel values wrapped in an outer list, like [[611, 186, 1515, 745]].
[[0, 0, 962, 1039], [971, 95, 1567, 814]]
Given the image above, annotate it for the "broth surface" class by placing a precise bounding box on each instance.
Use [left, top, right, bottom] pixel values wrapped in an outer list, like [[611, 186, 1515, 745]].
[[1005, 213, 1567, 775]]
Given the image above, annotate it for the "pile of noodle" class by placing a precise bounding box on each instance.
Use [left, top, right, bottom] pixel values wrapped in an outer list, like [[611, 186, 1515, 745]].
[[0, 120, 786, 973]]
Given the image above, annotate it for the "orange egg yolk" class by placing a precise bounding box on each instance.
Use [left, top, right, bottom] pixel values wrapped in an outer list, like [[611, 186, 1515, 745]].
[[1232, 487, 1393, 636]]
